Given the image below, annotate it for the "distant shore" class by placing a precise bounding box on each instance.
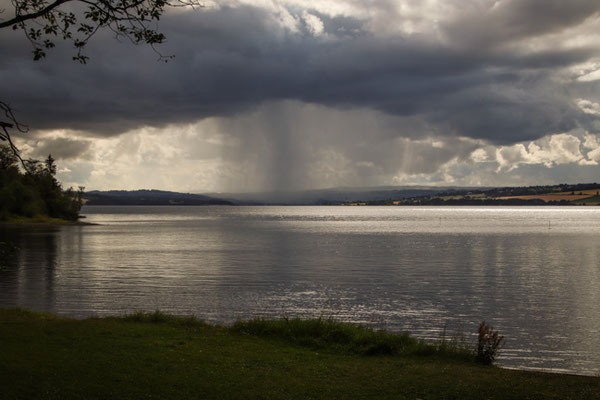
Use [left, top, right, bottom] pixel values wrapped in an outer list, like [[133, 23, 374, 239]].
[[0, 308, 598, 399], [82, 183, 600, 206]]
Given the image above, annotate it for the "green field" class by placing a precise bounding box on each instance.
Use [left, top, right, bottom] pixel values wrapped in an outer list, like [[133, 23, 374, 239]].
[[575, 195, 600, 204], [0, 308, 598, 399]]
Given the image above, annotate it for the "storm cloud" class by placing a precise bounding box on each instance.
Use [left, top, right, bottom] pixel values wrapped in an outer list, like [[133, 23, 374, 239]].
[[2, 0, 600, 190], [27, 136, 93, 160]]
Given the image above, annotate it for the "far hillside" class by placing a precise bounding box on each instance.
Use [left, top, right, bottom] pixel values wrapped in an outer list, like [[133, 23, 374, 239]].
[[84, 190, 233, 206], [495, 188, 600, 205], [362, 183, 600, 206], [84, 183, 600, 207]]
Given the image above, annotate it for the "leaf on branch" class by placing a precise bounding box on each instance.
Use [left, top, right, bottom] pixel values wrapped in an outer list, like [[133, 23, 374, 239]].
[[28, 27, 42, 40], [73, 38, 86, 48], [77, 23, 94, 34], [33, 47, 46, 60], [43, 24, 58, 34], [72, 54, 89, 64], [3, 0, 192, 62]]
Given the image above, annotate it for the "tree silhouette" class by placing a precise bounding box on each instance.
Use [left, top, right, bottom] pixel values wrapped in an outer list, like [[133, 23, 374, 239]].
[[1, 0, 199, 219], [0, 0, 199, 161], [0, 0, 199, 63], [0, 101, 29, 171]]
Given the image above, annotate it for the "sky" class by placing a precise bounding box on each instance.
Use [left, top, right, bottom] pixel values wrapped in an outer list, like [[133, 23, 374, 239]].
[[1, 0, 600, 193]]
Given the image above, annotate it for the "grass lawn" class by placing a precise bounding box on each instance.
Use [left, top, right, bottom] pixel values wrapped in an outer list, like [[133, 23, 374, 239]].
[[0, 308, 598, 399], [0, 215, 92, 226]]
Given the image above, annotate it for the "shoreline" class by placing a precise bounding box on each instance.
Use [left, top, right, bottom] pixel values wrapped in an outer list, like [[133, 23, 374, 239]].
[[0, 216, 97, 226]]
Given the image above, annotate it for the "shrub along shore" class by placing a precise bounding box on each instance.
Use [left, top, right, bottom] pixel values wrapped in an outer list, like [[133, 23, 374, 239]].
[[0, 308, 598, 399]]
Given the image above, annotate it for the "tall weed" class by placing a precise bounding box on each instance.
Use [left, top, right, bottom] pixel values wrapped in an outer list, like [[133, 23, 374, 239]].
[[476, 320, 504, 365]]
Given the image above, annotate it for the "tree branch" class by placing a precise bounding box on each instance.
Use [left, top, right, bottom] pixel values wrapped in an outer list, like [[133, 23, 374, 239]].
[[0, 101, 31, 173], [0, 0, 71, 29]]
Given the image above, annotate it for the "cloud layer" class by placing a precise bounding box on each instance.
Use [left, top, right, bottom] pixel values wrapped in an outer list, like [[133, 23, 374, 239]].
[[2, 0, 600, 190]]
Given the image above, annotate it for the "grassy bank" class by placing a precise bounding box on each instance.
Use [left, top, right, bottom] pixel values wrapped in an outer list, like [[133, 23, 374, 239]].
[[0, 215, 93, 226], [0, 309, 598, 399]]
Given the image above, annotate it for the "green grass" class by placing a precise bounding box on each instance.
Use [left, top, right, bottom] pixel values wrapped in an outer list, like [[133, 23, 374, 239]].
[[0, 308, 598, 400], [575, 195, 600, 204], [0, 215, 89, 225], [232, 317, 473, 360]]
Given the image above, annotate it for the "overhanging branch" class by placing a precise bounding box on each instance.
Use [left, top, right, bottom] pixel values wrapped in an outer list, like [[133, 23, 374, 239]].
[[0, 0, 71, 29], [0, 101, 31, 172]]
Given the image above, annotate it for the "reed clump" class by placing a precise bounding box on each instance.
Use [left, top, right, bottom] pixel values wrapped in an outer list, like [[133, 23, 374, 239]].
[[477, 320, 504, 365], [231, 317, 473, 360], [120, 310, 208, 328]]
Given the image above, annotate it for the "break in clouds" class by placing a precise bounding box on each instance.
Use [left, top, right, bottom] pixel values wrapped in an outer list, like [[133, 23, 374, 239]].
[[2, 0, 600, 191]]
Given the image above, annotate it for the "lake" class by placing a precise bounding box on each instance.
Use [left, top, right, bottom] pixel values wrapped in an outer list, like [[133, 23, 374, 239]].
[[1, 205, 599, 375]]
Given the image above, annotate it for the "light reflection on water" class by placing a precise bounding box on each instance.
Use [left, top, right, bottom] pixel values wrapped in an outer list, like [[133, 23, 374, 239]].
[[1, 205, 599, 375]]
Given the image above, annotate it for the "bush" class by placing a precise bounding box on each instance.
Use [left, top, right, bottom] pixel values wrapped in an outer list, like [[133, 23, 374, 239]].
[[476, 320, 504, 365]]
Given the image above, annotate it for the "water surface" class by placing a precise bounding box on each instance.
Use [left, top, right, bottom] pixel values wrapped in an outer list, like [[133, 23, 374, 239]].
[[1, 206, 599, 375]]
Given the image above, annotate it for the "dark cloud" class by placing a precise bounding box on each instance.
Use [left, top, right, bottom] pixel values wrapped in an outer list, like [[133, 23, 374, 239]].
[[30, 137, 93, 160], [0, 0, 598, 147], [443, 0, 600, 50]]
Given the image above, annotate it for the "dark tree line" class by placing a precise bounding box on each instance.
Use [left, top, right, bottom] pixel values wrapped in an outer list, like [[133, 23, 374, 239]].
[[1, 0, 198, 142], [0, 145, 84, 221]]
